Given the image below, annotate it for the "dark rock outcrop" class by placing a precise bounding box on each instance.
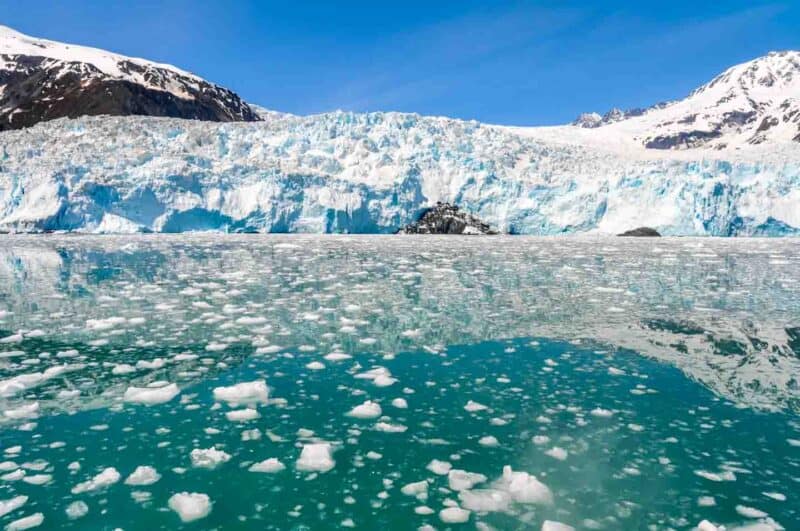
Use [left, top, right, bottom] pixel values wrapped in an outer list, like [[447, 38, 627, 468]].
[[618, 227, 661, 237], [398, 203, 499, 235], [0, 55, 259, 131]]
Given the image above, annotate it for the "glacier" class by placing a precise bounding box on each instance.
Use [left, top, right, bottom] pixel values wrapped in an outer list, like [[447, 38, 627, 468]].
[[0, 111, 799, 235]]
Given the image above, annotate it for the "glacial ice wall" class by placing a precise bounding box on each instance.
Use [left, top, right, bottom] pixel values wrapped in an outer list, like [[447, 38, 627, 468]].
[[0, 112, 798, 234]]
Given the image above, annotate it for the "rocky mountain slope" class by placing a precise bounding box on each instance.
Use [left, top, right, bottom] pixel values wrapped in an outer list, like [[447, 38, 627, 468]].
[[0, 25, 259, 131]]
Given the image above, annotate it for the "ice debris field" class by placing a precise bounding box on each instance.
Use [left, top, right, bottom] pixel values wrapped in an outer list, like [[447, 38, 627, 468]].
[[0, 235, 799, 529]]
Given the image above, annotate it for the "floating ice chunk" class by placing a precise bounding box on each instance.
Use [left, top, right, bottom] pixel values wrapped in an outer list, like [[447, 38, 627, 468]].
[[65, 501, 88, 519], [762, 492, 786, 501], [542, 521, 575, 531], [448, 469, 487, 491], [190, 448, 231, 469], [697, 496, 717, 507], [249, 458, 286, 473], [366, 451, 382, 460], [71, 467, 121, 494], [168, 492, 211, 522], [391, 398, 408, 409], [479, 435, 499, 447], [5, 512, 44, 530], [439, 507, 470, 524], [125, 466, 161, 486], [735, 505, 768, 518], [401, 480, 428, 498], [696, 521, 721, 531], [226, 408, 260, 422], [374, 421, 407, 433], [532, 435, 550, 446], [306, 361, 325, 370], [608, 367, 626, 376], [493, 466, 553, 505], [0, 333, 23, 344], [85, 317, 127, 331], [590, 408, 613, 418], [123, 383, 179, 405], [459, 489, 512, 512], [355, 367, 397, 387], [112, 363, 136, 375], [212, 380, 269, 405], [415, 506, 434, 515], [324, 352, 352, 361], [0, 495, 27, 517], [347, 401, 382, 419], [464, 400, 488, 412], [136, 358, 165, 370], [694, 470, 736, 482], [296, 443, 335, 472], [545, 447, 568, 461], [22, 474, 51, 485], [4, 402, 39, 420], [427, 459, 452, 475]]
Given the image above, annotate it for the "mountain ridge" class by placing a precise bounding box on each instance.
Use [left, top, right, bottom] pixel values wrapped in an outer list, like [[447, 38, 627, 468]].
[[0, 25, 260, 130]]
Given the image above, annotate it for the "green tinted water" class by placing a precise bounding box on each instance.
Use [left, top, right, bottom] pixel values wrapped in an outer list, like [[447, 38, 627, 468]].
[[1, 235, 799, 530]]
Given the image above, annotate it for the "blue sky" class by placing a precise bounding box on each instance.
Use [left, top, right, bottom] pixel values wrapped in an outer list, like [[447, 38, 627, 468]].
[[1, 1, 798, 125]]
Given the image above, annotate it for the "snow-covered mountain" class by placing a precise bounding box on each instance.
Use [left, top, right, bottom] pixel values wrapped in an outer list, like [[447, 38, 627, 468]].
[[0, 27, 798, 235], [570, 51, 800, 150], [0, 25, 259, 130]]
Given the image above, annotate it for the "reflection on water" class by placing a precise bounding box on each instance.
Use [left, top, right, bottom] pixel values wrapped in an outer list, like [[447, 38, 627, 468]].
[[2, 235, 799, 413], [0, 235, 799, 529]]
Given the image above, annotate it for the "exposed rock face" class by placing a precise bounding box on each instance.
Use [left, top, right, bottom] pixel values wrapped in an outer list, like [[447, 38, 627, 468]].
[[0, 25, 259, 131], [618, 227, 661, 237], [399, 203, 499, 235]]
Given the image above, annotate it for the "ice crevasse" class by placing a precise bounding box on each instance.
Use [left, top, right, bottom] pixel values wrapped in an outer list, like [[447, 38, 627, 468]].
[[0, 112, 798, 235]]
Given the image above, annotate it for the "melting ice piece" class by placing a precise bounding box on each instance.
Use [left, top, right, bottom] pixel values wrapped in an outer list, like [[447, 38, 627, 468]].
[[249, 458, 286, 473], [448, 469, 487, 491], [541, 521, 575, 531], [168, 492, 211, 522], [71, 467, 121, 494], [492, 466, 553, 505], [458, 489, 512, 513], [5, 512, 44, 530], [296, 443, 335, 472], [439, 506, 470, 524], [346, 400, 382, 419], [0, 495, 28, 518], [190, 448, 231, 469], [212, 380, 269, 405], [123, 383, 179, 405], [124, 466, 161, 486]]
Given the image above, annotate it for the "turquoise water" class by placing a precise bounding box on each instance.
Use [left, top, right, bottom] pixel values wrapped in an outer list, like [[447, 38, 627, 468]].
[[1, 235, 799, 530]]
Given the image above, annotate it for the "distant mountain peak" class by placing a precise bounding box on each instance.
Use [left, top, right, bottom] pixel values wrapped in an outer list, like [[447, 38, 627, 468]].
[[572, 51, 800, 149], [0, 25, 260, 130]]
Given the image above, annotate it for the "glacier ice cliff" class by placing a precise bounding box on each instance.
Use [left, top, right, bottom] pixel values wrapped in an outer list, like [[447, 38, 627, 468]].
[[0, 112, 799, 235]]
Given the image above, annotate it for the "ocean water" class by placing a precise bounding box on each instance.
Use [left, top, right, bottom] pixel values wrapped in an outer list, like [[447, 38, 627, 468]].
[[0, 235, 798, 530]]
